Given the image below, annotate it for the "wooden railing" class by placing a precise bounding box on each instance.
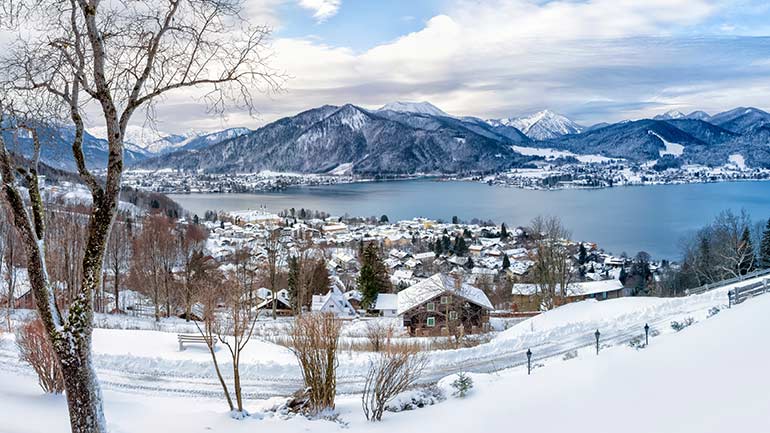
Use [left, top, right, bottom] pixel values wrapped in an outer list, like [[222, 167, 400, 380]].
[[728, 279, 770, 307], [685, 268, 770, 296]]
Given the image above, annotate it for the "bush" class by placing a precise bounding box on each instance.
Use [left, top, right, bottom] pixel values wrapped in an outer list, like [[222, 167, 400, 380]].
[[362, 348, 427, 421], [289, 313, 341, 416], [385, 385, 445, 412], [562, 350, 578, 360], [450, 372, 474, 398], [707, 307, 720, 318], [16, 319, 64, 394], [671, 317, 695, 332], [628, 335, 646, 350], [365, 321, 394, 352]]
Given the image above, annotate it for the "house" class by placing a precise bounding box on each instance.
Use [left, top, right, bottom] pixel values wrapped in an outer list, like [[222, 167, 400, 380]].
[[568, 279, 626, 301], [311, 287, 358, 318], [398, 273, 493, 336], [510, 279, 625, 312], [373, 293, 399, 317], [256, 289, 293, 315], [344, 290, 363, 310]]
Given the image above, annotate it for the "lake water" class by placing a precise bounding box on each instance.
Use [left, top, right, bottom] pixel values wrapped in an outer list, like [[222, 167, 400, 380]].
[[169, 180, 770, 260]]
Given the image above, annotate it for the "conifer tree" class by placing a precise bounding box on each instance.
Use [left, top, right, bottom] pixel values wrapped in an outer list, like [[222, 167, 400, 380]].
[[358, 243, 391, 308], [738, 226, 755, 275], [500, 223, 509, 240], [760, 219, 770, 269], [578, 243, 588, 265], [502, 254, 511, 270], [454, 236, 469, 256]]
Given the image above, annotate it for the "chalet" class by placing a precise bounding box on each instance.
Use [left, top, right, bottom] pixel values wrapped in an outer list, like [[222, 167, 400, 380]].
[[256, 289, 293, 315], [344, 290, 363, 310], [311, 287, 357, 318], [398, 273, 493, 336]]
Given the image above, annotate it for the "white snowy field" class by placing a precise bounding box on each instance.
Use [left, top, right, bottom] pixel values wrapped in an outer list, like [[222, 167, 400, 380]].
[[2, 288, 769, 433]]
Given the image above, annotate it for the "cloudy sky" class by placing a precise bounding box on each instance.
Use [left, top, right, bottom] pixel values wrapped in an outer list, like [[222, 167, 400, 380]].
[[133, 0, 770, 132]]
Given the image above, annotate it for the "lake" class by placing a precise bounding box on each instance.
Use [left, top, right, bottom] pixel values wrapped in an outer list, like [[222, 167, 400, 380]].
[[169, 180, 770, 260]]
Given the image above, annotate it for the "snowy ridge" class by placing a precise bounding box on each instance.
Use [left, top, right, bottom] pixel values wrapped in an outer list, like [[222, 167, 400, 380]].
[[378, 101, 451, 117]]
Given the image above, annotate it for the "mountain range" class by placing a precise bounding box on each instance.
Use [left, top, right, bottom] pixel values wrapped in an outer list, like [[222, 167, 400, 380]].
[[11, 102, 770, 175]]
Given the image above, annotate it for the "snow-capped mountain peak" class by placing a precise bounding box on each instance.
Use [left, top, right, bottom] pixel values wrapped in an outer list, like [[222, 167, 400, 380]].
[[88, 125, 252, 155], [377, 101, 450, 117], [487, 109, 583, 140], [653, 110, 686, 120]]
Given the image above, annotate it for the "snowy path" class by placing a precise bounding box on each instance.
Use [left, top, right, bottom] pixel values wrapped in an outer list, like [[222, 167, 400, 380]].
[[0, 280, 746, 400]]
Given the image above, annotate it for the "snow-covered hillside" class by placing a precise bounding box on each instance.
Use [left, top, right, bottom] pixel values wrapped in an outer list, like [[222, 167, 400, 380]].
[[2, 287, 768, 432], [488, 109, 583, 140]]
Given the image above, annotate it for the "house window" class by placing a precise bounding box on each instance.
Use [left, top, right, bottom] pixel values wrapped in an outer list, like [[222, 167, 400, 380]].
[[602, 292, 608, 300], [449, 310, 458, 321], [441, 296, 450, 304], [427, 317, 436, 327], [427, 302, 435, 312]]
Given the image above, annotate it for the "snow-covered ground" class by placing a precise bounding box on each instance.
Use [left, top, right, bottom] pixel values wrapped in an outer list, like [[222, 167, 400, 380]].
[[2, 283, 768, 432], [511, 145, 618, 163], [650, 131, 685, 157]]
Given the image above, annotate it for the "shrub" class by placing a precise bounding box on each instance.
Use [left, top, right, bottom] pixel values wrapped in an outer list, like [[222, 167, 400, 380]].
[[450, 372, 474, 398], [365, 321, 394, 352], [385, 385, 445, 412], [362, 348, 427, 421], [562, 350, 578, 360], [16, 319, 64, 394], [707, 307, 720, 318], [289, 313, 341, 416], [671, 317, 695, 332]]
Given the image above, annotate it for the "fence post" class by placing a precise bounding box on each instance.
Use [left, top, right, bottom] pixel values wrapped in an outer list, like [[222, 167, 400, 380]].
[[728, 290, 732, 309]]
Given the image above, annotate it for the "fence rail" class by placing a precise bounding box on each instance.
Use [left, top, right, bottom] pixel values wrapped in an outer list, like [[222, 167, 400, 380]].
[[686, 268, 770, 296], [728, 279, 770, 307]]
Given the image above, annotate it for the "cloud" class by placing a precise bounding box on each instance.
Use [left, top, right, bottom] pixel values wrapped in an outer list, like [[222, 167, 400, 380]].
[[298, 0, 341, 23], [116, 0, 770, 132]]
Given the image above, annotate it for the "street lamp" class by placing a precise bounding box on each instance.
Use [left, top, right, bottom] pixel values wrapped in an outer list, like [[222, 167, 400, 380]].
[[526, 348, 532, 375], [594, 329, 601, 355], [644, 323, 650, 346]]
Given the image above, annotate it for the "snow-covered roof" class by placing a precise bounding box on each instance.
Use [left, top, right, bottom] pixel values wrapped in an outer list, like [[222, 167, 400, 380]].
[[374, 293, 399, 311], [571, 279, 624, 296], [512, 279, 624, 296], [397, 273, 493, 315]]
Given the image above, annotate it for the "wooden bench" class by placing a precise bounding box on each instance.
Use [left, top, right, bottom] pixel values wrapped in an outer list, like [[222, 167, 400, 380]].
[[177, 334, 215, 351]]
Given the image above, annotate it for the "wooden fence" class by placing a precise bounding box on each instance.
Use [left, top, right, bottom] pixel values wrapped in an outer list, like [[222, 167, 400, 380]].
[[728, 279, 770, 307]]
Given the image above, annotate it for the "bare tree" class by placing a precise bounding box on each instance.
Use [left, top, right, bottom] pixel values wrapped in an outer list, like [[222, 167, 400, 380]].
[[361, 348, 427, 422], [529, 216, 573, 310], [263, 229, 283, 319], [196, 265, 259, 418], [105, 214, 132, 313], [178, 222, 209, 321], [0, 0, 279, 430]]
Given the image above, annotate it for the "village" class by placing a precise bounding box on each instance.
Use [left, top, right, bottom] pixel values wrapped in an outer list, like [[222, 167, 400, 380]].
[[97, 207, 654, 337], [479, 159, 770, 190]]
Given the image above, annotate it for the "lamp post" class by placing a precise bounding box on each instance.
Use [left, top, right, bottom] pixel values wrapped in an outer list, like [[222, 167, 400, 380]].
[[594, 329, 601, 355], [526, 348, 532, 375], [644, 323, 650, 346]]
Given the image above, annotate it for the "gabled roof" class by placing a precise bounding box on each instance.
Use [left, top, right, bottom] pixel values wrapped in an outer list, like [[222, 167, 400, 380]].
[[397, 273, 493, 315]]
